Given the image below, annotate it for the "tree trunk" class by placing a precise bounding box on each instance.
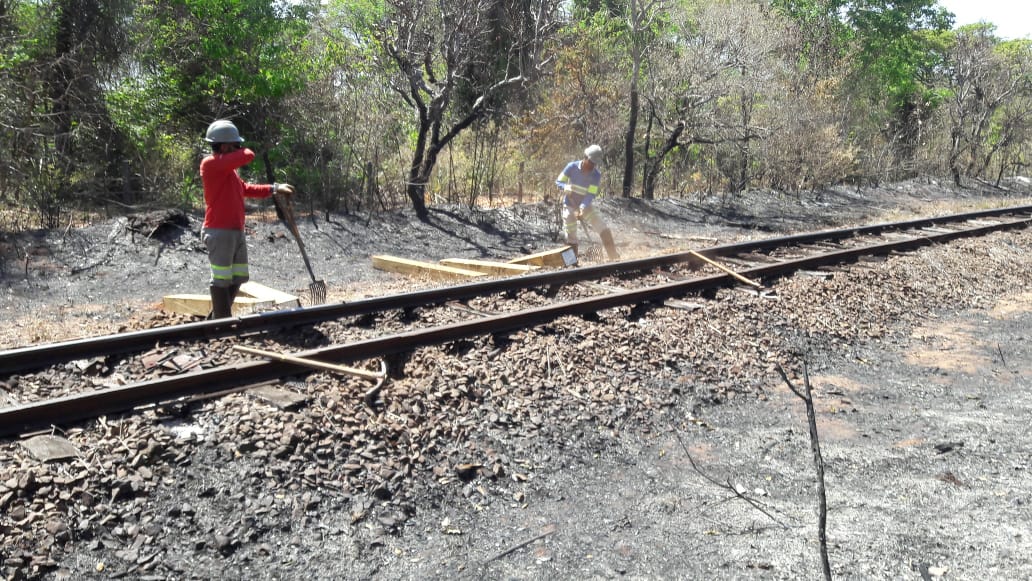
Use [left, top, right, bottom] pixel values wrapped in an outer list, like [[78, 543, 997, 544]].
[[262, 151, 276, 184], [406, 119, 431, 221], [640, 105, 654, 200], [406, 168, 430, 221], [734, 96, 751, 193], [948, 127, 964, 187], [622, 0, 643, 199], [643, 122, 684, 200], [622, 87, 638, 198], [51, 2, 75, 161]]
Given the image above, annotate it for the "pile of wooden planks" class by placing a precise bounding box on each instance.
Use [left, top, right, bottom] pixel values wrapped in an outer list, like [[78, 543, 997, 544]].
[[162, 281, 300, 316], [372, 245, 575, 280]]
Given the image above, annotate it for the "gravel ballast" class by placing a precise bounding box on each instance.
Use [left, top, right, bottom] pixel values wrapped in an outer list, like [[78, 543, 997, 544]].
[[1, 180, 1031, 580]]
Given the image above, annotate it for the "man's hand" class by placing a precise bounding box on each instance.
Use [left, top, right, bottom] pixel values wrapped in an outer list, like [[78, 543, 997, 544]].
[[275, 183, 295, 196]]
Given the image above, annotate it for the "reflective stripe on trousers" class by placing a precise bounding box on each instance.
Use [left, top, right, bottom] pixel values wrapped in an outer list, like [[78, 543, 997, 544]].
[[562, 205, 607, 244]]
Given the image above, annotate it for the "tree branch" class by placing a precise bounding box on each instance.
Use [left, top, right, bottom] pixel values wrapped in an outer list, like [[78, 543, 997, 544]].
[[776, 362, 833, 581]]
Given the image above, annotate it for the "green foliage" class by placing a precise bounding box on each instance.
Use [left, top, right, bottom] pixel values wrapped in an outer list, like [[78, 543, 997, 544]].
[[0, 0, 137, 224], [775, 0, 952, 111], [129, 0, 315, 123], [0, 0, 1030, 222], [102, 0, 321, 208], [571, 0, 627, 20]]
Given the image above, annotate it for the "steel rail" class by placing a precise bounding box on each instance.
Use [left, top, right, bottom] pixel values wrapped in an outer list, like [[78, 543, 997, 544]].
[[1, 204, 1030, 375], [1, 215, 1029, 438]]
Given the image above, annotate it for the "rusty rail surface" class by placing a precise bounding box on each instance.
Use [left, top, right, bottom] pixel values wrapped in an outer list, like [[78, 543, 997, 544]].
[[2, 204, 1030, 375], [1, 211, 1030, 438]]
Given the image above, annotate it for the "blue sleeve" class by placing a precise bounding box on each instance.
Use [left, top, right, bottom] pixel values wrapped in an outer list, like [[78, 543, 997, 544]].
[[556, 163, 571, 188]]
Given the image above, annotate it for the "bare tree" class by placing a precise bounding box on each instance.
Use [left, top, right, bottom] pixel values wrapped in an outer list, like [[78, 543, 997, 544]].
[[762, 25, 857, 194], [639, 0, 786, 198], [778, 362, 833, 581], [370, 0, 560, 220], [619, 0, 665, 198], [989, 90, 1032, 185]]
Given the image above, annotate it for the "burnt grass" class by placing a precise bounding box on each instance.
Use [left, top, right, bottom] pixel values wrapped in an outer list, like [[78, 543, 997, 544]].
[[2, 178, 1032, 580]]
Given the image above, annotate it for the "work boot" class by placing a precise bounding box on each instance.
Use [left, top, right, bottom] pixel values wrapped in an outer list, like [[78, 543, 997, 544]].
[[600, 229, 620, 260], [209, 285, 233, 319], [227, 283, 241, 305]]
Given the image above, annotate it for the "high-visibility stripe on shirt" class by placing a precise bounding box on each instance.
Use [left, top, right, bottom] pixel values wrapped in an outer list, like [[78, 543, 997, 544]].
[[556, 160, 602, 208]]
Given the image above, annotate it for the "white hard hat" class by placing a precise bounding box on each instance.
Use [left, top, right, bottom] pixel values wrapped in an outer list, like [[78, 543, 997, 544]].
[[584, 144, 603, 165], [205, 119, 245, 143]]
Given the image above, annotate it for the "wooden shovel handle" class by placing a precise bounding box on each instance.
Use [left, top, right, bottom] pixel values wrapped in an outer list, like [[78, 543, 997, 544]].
[[273, 193, 301, 239], [234, 345, 385, 380], [273, 194, 320, 283], [688, 250, 762, 288]]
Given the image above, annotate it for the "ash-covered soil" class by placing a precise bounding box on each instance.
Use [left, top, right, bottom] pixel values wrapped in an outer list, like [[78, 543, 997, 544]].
[[2, 178, 1032, 580]]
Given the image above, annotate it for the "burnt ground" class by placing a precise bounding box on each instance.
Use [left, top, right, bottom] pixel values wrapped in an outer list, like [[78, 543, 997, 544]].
[[2, 178, 1032, 580], [5, 179, 1011, 345]]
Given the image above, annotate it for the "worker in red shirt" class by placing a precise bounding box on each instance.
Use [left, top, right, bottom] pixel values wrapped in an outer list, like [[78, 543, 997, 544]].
[[200, 119, 294, 318]]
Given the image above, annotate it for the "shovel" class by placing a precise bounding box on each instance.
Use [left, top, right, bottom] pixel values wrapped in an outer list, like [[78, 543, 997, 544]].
[[273, 193, 327, 305], [577, 215, 604, 262]]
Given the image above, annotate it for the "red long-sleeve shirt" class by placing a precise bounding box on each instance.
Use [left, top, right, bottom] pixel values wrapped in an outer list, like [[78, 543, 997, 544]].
[[200, 148, 273, 230]]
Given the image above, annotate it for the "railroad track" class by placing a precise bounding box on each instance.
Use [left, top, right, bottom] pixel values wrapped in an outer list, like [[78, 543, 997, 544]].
[[2, 204, 1030, 438]]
